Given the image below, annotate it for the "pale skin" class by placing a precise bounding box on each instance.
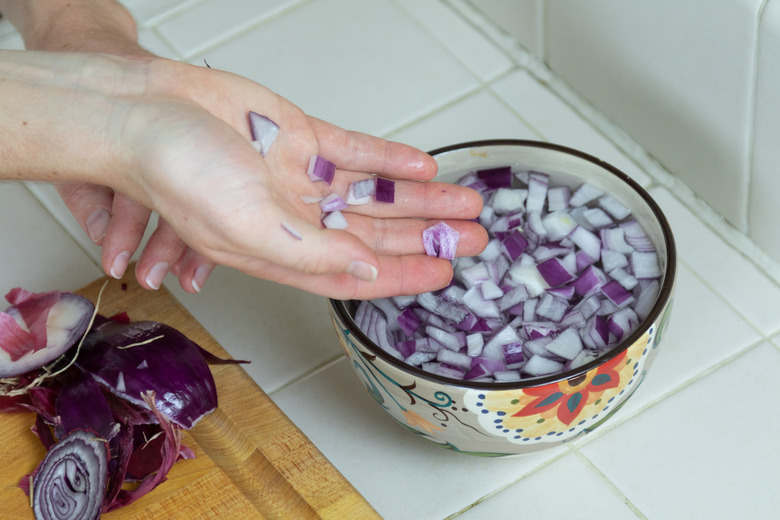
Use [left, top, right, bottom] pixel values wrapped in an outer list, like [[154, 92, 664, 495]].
[[0, 0, 487, 299]]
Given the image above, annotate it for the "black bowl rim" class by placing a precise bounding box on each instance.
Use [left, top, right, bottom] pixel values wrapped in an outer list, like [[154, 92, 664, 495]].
[[330, 139, 677, 389]]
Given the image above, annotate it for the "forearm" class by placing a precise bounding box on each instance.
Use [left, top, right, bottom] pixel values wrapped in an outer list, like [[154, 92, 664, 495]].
[[0, 0, 141, 54], [0, 50, 137, 186]]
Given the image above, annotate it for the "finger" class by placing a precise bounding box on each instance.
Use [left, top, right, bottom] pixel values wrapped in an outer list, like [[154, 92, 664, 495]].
[[329, 172, 484, 219], [243, 253, 455, 300], [308, 117, 437, 181], [100, 194, 153, 278], [134, 218, 189, 290], [53, 182, 115, 244], [174, 247, 217, 294], [342, 215, 488, 257]]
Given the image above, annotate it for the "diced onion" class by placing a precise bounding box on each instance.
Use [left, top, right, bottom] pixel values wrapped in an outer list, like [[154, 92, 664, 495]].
[[353, 167, 662, 383]]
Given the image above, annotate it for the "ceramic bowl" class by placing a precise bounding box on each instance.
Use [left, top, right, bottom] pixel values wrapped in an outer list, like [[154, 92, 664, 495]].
[[328, 140, 676, 456]]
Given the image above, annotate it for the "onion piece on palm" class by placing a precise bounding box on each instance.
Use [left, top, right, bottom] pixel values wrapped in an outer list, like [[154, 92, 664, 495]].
[[248, 111, 279, 157]]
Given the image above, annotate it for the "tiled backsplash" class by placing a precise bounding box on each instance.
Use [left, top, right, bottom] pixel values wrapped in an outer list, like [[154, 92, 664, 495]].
[[467, 0, 780, 263]]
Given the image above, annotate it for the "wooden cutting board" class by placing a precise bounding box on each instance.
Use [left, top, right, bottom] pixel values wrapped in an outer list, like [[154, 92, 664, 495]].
[[0, 270, 380, 519]]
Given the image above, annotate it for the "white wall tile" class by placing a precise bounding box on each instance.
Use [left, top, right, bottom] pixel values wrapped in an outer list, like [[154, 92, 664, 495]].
[[580, 343, 780, 520], [457, 452, 638, 520], [0, 15, 16, 38], [0, 29, 22, 50], [119, 0, 197, 27], [138, 28, 180, 60], [271, 358, 565, 520], [0, 185, 102, 293], [546, 0, 763, 230], [156, 0, 302, 58], [650, 187, 780, 335], [748, 1, 780, 264], [491, 69, 652, 187], [598, 261, 761, 422], [188, 0, 478, 136], [396, 0, 513, 81], [387, 88, 538, 150], [166, 269, 342, 394], [467, 0, 545, 58]]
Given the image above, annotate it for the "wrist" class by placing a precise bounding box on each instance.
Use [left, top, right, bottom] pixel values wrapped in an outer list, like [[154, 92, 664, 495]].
[[0, 50, 145, 188], [4, 0, 142, 55]]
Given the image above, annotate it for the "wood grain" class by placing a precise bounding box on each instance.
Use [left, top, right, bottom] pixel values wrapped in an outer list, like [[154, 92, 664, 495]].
[[0, 270, 380, 519]]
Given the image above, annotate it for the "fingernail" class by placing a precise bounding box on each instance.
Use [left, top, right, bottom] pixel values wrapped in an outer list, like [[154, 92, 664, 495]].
[[109, 250, 132, 279], [146, 262, 169, 290], [346, 260, 378, 282], [86, 208, 111, 243], [191, 264, 213, 293]]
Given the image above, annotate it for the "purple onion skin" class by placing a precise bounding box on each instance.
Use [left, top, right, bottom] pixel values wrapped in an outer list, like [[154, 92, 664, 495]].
[[32, 430, 108, 520], [0, 291, 95, 378], [55, 372, 117, 441], [76, 320, 217, 429]]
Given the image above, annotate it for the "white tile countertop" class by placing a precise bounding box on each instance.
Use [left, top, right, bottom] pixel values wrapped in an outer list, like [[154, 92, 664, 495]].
[[2, 1, 780, 519]]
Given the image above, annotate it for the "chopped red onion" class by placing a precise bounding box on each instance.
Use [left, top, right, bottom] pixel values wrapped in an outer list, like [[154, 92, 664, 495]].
[[598, 195, 631, 220], [547, 186, 571, 211], [347, 178, 376, 205], [476, 166, 512, 189], [569, 182, 604, 207], [322, 210, 349, 230], [281, 222, 303, 240], [248, 111, 279, 157], [300, 195, 323, 204], [525, 172, 549, 213], [319, 193, 349, 213], [422, 221, 460, 260], [353, 166, 662, 382], [307, 155, 336, 185], [375, 178, 395, 203]]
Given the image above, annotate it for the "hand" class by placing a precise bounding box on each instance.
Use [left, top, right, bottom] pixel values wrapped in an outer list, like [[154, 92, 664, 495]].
[[0, 0, 218, 292], [1, 9, 488, 299], [108, 58, 487, 299]]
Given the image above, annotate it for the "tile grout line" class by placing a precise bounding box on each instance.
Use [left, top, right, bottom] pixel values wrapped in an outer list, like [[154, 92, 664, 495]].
[[448, 0, 780, 293], [21, 183, 104, 274], [378, 81, 486, 139], [742, 0, 770, 235], [176, 0, 315, 63], [133, 0, 207, 29], [676, 253, 780, 339], [570, 336, 767, 452], [442, 448, 572, 519], [265, 352, 346, 397], [445, 0, 662, 192], [568, 446, 649, 520]]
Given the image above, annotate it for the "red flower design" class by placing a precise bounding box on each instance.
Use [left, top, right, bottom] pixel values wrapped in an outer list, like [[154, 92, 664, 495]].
[[512, 350, 627, 425]]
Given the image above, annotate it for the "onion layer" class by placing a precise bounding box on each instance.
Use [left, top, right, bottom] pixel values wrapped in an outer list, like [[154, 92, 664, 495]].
[[32, 430, 108, 520]]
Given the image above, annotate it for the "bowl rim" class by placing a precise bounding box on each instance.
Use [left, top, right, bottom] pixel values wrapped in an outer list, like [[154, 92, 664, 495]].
[[330, 139, 677, 389]]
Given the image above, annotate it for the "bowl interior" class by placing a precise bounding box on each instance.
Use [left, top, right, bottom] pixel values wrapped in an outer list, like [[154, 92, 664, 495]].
[[336, 140, 676, 388]]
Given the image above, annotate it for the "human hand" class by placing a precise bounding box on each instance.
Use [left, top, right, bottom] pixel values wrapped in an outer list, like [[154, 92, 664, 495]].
[[0, 0, 219, 291], [107, 58, 487, 299], [2, 38, 487, 299]]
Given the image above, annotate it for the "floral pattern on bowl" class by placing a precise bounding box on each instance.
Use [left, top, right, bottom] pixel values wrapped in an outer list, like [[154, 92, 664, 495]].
[[330, 295, 672, 456]]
